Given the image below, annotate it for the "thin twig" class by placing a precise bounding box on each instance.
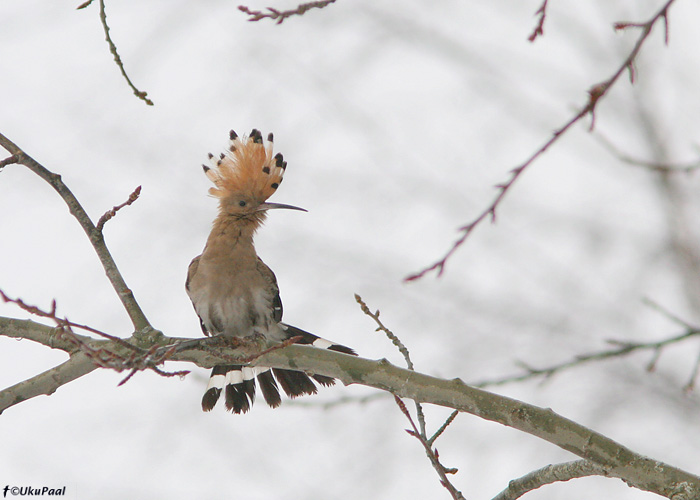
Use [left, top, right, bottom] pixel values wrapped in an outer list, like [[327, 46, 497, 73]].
[[96, 185, 142, 232], [472, 326, 700, 389], [239, 335, 303, 363], [238, 0, 336, 24], [683, 348, 700, 393], [406, 0, 677, 282], [117, 345, 190, 386], [356, 294, 464, 494], [395, 396, 465, 500], [528, 0, 549, 42], [89, 0, 153, 105], [285, 391, 388, 409], [355, 294, 414, 369], [0, 133, 151, 331], [355, 294, 428, 432], [0, 290, 137, 351], [642, 298, 697, 329], [0, 290, 182, 383], [428, 410, 459, 446], [598, 135, 700, 173], [472, 300, 700, 388]]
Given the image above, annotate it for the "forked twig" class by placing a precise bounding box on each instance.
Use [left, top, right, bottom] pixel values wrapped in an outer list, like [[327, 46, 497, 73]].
[[528, 0, 549, 42], [356, 294, 463, 497], [238, 0, 336, 24], [395, 396, 464, 500]]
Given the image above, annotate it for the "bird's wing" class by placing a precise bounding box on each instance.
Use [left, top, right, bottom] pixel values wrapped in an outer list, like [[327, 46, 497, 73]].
[[256, 256, 283, 323], [186, 254, 209, 336]]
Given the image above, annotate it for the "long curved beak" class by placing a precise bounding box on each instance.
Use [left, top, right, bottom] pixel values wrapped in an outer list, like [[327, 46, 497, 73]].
[[258, 202, 307, 212]]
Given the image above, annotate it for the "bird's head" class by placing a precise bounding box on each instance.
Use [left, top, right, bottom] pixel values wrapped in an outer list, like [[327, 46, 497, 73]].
[[203, 129, 306, 221]]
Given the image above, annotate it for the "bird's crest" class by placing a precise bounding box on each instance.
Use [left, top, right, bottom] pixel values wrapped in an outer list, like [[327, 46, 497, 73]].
[[203, 129, 286, 203]]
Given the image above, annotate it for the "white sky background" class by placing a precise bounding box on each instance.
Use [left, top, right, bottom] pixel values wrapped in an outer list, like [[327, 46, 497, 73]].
[[1, 0, 700, 499]]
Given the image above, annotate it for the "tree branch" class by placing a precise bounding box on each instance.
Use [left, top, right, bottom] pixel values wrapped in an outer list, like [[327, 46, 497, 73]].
[[0, 315, 179, 413], [471, 325, 700, 389], [597, 134, 700, 173], [395, 395, 464, 500], [0, 133, 151, 332], [76, 0, 153, 105], [0, 352, 98, 415], [238, 0, 337, 24], [0, 316, 86, 352], [0, 154, 18, 169], [95, 0, 153, 105], [251, 345, 699, 499], [491, 460, 608, 500], [356, 293, 463, 495], [1, 317, 698, 498], [528, 0, 549, 42], [96, 185, 142, 232], [406, 0, 678, 281]]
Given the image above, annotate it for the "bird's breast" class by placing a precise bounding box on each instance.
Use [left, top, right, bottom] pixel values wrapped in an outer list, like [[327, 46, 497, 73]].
[[189, 258, 276, 337]]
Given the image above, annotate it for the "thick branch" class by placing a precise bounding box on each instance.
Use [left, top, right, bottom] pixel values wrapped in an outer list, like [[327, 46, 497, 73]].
[[0, 133, 151, 332], [0, 317, 88, 352], [250, 347, 698, 499], [168, 341, 700, 499], [0, 353, 97, 414], [2, 320, 698, 498], [492, 460, 608, 500]]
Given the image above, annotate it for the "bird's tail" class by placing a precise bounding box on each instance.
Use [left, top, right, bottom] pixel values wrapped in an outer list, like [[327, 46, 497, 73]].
[[201, 324, 356, 413]]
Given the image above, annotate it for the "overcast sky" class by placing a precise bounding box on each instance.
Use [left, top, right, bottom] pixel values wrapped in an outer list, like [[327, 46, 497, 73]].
[[1, 1, 699, 499]]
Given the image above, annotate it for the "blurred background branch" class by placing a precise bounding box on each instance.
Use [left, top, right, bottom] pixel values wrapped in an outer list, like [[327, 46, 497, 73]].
[[406, 0, 678, 281], [238, 0, 337, 24]]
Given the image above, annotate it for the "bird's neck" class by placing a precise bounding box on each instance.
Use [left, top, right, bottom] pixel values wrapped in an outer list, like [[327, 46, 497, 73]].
[[203, 214, 262, 261]]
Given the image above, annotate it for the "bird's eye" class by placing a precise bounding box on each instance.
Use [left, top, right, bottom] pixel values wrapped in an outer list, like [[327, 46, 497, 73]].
[[238, 200, 247, 207]]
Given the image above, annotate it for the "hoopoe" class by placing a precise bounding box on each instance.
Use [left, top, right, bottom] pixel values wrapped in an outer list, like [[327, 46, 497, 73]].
[[186, 128, 355, 413]]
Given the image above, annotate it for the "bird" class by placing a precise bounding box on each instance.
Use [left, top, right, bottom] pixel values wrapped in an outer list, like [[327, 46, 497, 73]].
[[186, 128, 355, 414]]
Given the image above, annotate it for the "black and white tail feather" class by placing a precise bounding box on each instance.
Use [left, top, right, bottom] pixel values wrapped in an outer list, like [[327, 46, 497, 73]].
[[201, 324, 356, 413]]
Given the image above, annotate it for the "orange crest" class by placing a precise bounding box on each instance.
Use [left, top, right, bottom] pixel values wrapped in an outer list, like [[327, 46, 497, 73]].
[[203, 129, 286, 203]]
